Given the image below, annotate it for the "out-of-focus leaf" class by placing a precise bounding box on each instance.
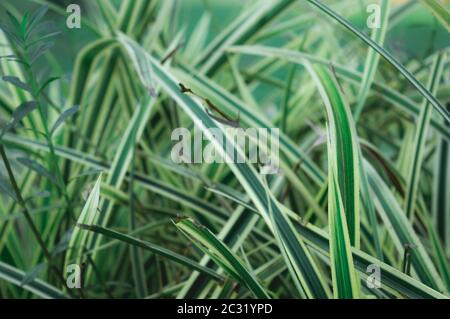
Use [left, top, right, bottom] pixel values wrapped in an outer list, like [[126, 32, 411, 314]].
[[50, 105, 80, 135], [2, 76, 31, 92], [305, 0, 450, 122], [0, 54, 15, 60], [27, 31, 61, 48], [38, 76, 60, 94]]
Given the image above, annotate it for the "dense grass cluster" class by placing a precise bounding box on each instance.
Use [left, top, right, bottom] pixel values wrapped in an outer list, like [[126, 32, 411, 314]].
[[0, 0, 449, 299]]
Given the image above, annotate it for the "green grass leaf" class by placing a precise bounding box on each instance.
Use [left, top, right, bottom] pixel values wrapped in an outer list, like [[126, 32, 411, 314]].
[[175, 217, 269, 298], [119, 34, 330, 298]]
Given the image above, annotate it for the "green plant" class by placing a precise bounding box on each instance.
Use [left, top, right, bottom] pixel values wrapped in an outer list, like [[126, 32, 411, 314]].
[[0, 0, 448, 299]]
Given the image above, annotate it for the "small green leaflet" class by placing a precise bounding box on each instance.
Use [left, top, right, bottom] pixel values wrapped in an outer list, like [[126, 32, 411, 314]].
[[17, 157, 57, 185]]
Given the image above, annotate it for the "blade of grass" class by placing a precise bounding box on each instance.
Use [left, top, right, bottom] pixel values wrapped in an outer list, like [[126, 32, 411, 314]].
[[0, 261, 67, 299], [353, 0, 390, 122], [227, 45, 450, 141]]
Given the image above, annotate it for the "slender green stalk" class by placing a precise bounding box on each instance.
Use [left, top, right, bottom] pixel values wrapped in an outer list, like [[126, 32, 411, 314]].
[[405, 52, 446, 221]]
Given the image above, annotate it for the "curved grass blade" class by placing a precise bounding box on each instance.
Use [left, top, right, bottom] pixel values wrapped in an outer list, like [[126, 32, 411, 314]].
[[295, 221, 447, 299], [2, 132, 448, 299], [227, 45, 450, 141], [50, 105, 80, 135], [175, 217, 269, 298]]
